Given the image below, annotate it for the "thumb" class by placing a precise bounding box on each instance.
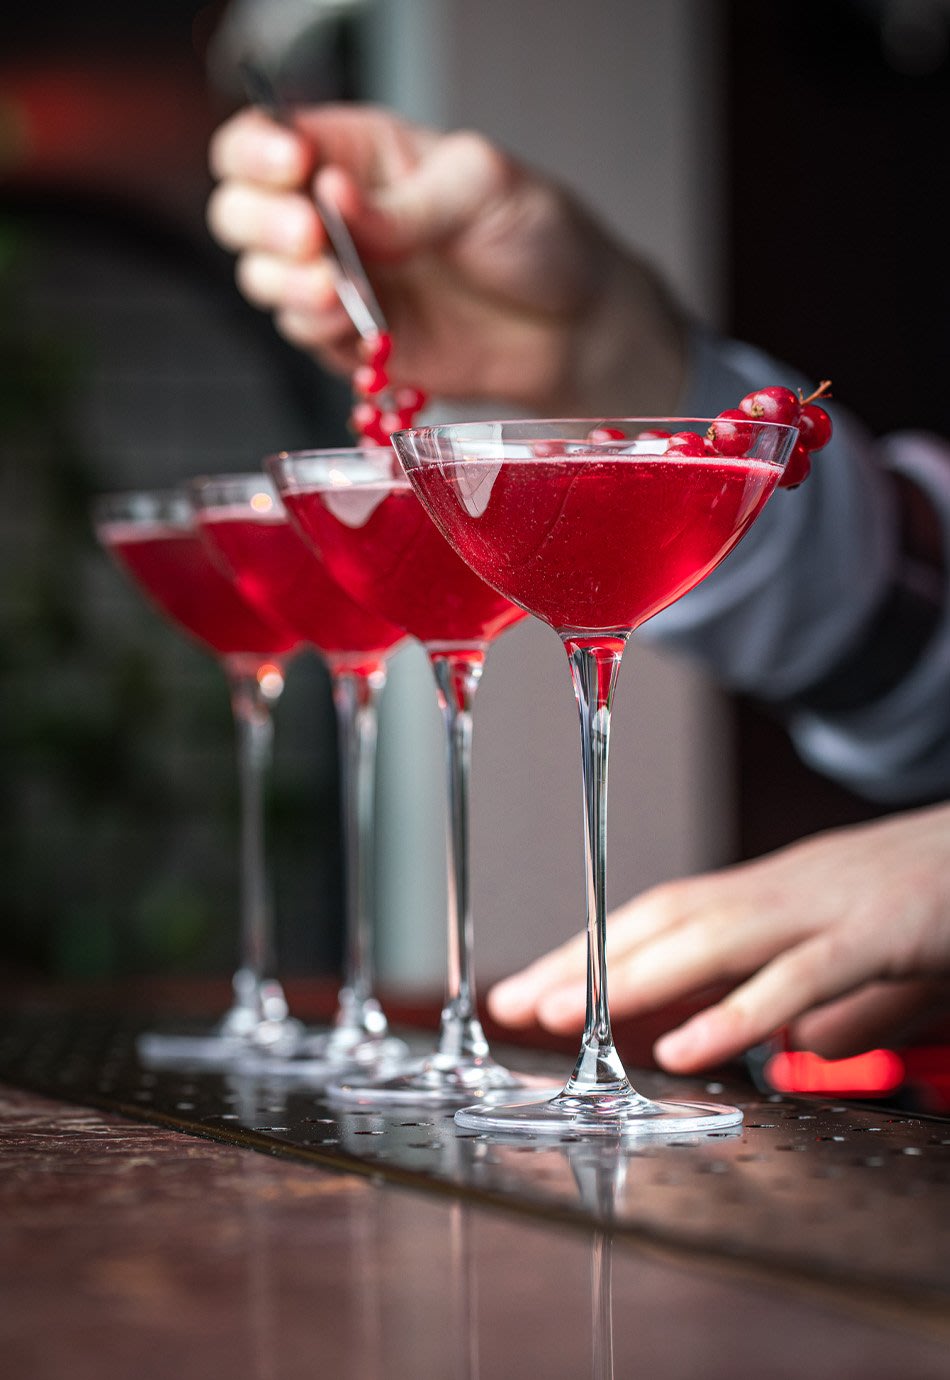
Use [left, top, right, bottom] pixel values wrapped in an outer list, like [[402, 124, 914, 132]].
[[315, 131, 512, 262]]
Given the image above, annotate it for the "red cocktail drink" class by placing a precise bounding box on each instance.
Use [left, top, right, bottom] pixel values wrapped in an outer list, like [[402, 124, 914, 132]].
[[282, 483, 525, 653], [195, 505, 404, 674], [191, 474, 408, 1071], [394, 419, 798, 1137], [94, 490, 304, 1066], [101, 520, 299, 657], [408, 454, 780, 634], [270, 449, 543, 1105]]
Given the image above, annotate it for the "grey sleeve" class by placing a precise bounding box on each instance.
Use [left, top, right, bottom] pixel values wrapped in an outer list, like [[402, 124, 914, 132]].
[[640, 326, 950, 803]]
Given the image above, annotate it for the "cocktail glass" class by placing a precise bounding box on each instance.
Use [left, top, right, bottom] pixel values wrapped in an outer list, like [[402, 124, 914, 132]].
[[94, 487, 305, 1065], [190, 472, 408, 1068], [393, 417, 797, 1136], [270, 447, 558, 1105]]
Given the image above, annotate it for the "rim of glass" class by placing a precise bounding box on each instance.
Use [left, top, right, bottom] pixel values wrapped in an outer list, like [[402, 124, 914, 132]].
[[92, 486, 193, 529], [393, 416, 799, 435], [265, 446, 410, 491], [189, 472, 286, 513], [391, 417, 798, 472]]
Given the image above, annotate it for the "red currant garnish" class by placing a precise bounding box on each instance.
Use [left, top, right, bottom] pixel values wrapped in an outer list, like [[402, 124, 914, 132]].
[[638, 429, 672, 441], [779, 441, 812, 489], [394, 388, 428, 428], [349, 400, 389, 445], [666, 431, 708, 457], [360, 331, 392, 371], [739, 386, 801, 427], [354, 363, 389, 396], [706, 408, 754, 457], [797, 401, 832, 453], [587, 426, 627, 442], [350, 331, 428, 442], [379, 409, 405, 437]]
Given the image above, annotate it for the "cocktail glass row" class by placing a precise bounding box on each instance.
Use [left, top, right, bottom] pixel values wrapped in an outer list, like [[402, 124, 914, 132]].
[[95, 416, 795, 1135], [94, 477, 407, 1075]]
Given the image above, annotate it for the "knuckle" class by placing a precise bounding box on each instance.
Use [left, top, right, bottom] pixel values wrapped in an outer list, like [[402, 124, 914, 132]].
[[449, 130, 516, 189]]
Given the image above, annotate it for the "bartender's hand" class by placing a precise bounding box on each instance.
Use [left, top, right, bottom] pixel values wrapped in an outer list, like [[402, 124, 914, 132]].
[[488, 802, 950, 1071], [207, 105, 685, 414]]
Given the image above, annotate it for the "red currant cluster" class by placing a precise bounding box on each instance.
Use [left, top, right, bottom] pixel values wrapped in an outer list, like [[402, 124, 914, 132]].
[[707, 380, 833, 488], [588, 383, 832, 489], [349, 331, 428, 446]]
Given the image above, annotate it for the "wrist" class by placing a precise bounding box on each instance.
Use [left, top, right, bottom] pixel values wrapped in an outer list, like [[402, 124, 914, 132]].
[[560, 241, 687, 418]]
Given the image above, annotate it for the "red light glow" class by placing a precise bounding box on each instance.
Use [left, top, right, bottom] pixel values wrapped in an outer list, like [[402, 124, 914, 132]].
[[765, 1048, 905, 1096]]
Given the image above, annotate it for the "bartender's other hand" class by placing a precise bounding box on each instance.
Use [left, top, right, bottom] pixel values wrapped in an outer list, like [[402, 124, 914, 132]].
[[207, 104, 684, 415], [487, 802, 950, 1071]]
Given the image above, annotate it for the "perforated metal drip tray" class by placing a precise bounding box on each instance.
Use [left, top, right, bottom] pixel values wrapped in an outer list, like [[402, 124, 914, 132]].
[[2, 1010, 949, 1302]]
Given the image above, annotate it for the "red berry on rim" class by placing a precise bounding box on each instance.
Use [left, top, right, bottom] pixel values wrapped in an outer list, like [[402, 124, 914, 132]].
[[666, 431, 708, 457], [587, 426, 626, 442], [739, 386, 801, 426], [797, 402, 832, 453], [706, 408, 754, 457], [779, 441, 811, 489]]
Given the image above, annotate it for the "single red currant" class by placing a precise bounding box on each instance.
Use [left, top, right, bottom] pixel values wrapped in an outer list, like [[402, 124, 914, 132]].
[[587, 426, 627, 442], [706, 408, 754, 457], [797, 402, 832, 452], [638, 428, 672, 441], [666, 431, 708, 457], [394, 386, 427, 415], [739, 386, 801, 426], [353, 363, 389, 397], [379, 410, 404, 438], [779, 441, 812, 489], [360, 330, 392, 371], [350, 400, 390, 445]]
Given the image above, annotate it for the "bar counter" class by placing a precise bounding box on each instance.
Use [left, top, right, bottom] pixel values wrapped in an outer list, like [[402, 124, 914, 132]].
[[2, 983, 949, 1378]]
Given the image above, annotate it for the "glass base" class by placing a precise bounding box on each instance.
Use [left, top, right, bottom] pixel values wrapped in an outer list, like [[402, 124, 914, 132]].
[[301, 1027, 410, 1068], [328, 1052, 560, 1107], [136, 1020, 308, 1074], [454, 1090, 744, 1138]]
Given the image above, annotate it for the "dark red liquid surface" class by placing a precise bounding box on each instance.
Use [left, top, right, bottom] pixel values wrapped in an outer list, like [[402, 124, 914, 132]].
[[197, 509, 405, 674], [100, 522, 299, 658], [283, 485, 525, 649], [408, 456, 781, 634]]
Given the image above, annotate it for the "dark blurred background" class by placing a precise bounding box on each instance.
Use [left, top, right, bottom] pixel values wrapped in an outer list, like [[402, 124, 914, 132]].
[[0, 0, 355, 980], [1, 0, 949, 983], [725, 0, 950, 856]]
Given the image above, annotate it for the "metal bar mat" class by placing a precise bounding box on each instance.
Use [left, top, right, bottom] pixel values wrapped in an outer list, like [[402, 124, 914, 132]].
[[2, 1011, 948, 1304]]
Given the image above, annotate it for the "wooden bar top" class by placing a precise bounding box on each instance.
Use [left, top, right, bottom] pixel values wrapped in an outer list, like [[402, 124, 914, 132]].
[[3, 1075, 950, 1378]]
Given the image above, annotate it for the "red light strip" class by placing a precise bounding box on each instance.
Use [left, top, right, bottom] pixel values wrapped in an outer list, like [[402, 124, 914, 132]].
[[765, 1048, 905, 1096]]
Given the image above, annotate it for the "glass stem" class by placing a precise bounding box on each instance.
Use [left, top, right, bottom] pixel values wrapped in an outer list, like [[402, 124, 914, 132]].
[[563, 637, 632, 1097], [225, 656, 284, 1024], [331, 666, 388, 1037], [430, 651, 490, 1062]]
